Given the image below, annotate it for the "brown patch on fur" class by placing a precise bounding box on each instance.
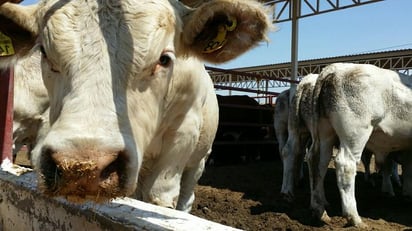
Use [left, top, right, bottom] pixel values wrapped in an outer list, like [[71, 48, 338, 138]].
[[317, 73, 341, 117], [319, 67, 369, 118]]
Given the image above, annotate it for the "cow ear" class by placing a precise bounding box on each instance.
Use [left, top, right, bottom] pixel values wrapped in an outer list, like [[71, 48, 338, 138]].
[[0, 3, 38, 66], [181, 0, 273, 64]]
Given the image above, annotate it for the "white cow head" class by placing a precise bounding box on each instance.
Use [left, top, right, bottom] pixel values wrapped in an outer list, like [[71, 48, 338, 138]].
[[0, 0, 271, 202]]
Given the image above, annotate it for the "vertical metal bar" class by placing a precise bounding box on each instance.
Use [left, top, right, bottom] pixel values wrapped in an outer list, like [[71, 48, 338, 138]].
[[229, 74, 232, 96], [290, 0, 300, 100], [265, 79, 269, 104], [0, 67, 14, 163]]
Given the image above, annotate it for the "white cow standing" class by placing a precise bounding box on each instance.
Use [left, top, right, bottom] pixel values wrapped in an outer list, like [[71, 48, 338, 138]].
[[307, 63, 412, 227], [275, 80, 401, 203], [0, 0, 271, 211], [274, 74, 318, 201]]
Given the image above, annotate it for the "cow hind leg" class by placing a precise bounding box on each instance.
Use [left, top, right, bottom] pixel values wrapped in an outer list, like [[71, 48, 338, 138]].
[[307, 134, 334, 224], [360, 150, 375, 186], [331, 111, 374, 228], [380, 157, 396, 197], [280, 130, 309, 204], [391, 161, 402, 189], [400, 155, 412, 201], [280, 136, 299, 202], [335, 128, 374, 228], [335, 145, 365, 227]]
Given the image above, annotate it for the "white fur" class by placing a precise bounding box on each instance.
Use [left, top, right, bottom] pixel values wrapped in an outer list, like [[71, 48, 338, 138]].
[[11, 50, 49, 158]]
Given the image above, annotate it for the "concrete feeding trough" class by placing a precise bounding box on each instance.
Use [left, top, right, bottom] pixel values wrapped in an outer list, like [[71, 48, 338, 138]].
[[0, 168, 240, 231]]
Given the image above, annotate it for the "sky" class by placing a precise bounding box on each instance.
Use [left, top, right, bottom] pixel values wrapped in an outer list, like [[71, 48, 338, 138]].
[[217, 0, 412, 69], [216, 0, 412, 69], [21, 0, 412, 69]]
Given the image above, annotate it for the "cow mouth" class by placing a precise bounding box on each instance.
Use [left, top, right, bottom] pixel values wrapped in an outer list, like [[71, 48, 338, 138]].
[[38, 147, 129, 203]]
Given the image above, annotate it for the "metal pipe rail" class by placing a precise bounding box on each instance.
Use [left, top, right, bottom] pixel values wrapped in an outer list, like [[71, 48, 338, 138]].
[[0, 67, 13, 164]]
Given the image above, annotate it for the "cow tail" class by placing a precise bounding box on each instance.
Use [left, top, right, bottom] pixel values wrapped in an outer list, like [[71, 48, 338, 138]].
[[310, 75, 324, 144], [306, 72, 326, 191]]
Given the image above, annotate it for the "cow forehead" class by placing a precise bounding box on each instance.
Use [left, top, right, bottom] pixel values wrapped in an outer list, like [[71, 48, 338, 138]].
[[39, 0, 177, 29], [37, 0, 178, 68]]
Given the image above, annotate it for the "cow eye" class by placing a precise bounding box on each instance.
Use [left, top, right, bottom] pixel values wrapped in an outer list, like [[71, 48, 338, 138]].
[[153, 51, 175, 74], [159, 54, 172, 67], [158, 50, 175, 67], [39, 45, 60, 73]]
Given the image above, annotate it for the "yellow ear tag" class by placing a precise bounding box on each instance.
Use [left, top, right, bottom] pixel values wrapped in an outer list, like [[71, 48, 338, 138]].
[[203, 17, 237, 54], [0, 31, 15, 56]]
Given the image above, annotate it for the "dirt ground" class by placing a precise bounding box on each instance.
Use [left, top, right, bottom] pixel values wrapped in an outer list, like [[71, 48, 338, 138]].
[[191, 158, 412, 231], [15, 148, 412, 230]]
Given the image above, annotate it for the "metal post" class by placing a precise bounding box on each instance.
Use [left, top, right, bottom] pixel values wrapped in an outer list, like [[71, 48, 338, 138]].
[[265, 79, 269, 104], [0, 67, 14, 163], [229, 74, 232, 96], [290, 0, 300, 100]]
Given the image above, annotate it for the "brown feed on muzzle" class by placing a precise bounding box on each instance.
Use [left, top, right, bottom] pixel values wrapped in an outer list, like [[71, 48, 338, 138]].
[[39, 149, 127, 203]]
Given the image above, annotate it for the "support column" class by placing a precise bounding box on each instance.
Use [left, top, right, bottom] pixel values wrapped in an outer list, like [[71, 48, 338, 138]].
[[290, 0, 300, 100]]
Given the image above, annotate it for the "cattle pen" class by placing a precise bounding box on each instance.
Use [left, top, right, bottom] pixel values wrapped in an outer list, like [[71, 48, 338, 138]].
[[1, 0, 412, 227], [2, 51, 412, 230]]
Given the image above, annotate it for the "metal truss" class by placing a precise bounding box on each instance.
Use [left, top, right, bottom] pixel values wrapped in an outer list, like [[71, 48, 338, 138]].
[[209, 49, 412, 95], [209, 1, 409, 100], [265, 0, 384, 23]]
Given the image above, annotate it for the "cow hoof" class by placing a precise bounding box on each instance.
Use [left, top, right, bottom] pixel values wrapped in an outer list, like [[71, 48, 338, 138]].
[[357, 222, 368, 229], [310, 209, 330, 226], [352, 221, 368, 229], [276, 193, 294, 211], [279, 192, 294, 204], [320, 211, 331, 223], [309, 213, 329, 227], [345, 216, 366, 229]]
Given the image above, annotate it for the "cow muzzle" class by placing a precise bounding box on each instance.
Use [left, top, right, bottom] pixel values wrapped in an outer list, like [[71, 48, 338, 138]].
[[38, 147, 129, 203]]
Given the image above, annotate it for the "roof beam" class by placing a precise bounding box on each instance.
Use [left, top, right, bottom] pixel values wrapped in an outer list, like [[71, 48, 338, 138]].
[[266, 0, 383, 23], [209, 49, 412, 93]]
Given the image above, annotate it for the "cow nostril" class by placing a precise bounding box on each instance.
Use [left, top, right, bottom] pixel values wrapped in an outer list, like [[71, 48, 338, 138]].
[[39, 146, 62, 193], [100, 151, 127, 188]]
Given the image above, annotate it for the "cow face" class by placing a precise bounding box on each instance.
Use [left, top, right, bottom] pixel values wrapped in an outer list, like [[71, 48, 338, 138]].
[[0, 0, 271, 202]]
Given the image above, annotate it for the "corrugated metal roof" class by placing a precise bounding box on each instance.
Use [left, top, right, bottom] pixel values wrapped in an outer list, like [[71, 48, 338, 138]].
[[229, 49, 412, 71]]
